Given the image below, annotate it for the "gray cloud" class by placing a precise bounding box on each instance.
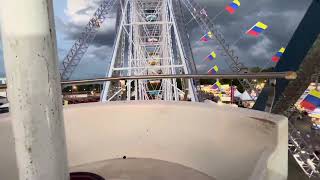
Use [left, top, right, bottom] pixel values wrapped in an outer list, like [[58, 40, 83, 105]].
[[70, 45, 112, 79], [55, 13, 117, 47], [54, 2, 118, 79], [187, 0, 312, 72], [55, 0, 313, 77], [0, 0, 312, 78]]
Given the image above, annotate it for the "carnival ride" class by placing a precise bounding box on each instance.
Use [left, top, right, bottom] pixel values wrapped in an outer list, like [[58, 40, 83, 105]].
[[1, 0, 320, 179]]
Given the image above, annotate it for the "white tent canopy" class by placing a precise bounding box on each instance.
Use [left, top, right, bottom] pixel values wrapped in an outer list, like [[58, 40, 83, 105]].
[[234, 90, 242, 98], [240, 91, 254, 101], [309, 107, 320, 118]]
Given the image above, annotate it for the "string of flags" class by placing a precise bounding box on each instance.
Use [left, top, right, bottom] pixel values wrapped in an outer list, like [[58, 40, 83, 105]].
[[201, 21, 270, 74], [196, 0, 288, 75], [272, 47, 285, 62], [198, 0, 241, 24]]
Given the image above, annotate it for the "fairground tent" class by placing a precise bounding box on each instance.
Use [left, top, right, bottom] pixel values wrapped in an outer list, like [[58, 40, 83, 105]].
[[240, 91, 255, 101]]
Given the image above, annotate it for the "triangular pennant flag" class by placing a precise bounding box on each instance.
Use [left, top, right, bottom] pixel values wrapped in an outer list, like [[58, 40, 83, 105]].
[[208, 65, 219, 74], [272, 47, 286, 62], [225, 0, 241, 14], [300, 90, 320, 111], [211, 80, 222, 90], [205, 51, 217, 61], [246, 22, 268, 37], [200, 31, 213, 42]]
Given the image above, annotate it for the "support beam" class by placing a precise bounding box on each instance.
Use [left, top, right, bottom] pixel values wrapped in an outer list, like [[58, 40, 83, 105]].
[[272, 34, 320, 114], [59, 72, 296, 86], [0, 0, 69, 180], [254, 0, 320, 112], [0, 72, 297, 90], [168, 0, 197, 101], [101, 0, 129, 102]]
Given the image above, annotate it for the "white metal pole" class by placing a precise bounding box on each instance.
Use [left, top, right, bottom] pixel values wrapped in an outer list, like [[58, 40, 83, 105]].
[[127, 0, 134, 100], [168, 0, 196, 102], [0, 1, 69, 180], [101, 0, 129, 102]]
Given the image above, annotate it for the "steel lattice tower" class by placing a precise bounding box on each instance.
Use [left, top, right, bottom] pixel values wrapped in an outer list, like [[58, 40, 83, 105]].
[[100, 0, 198, 102]]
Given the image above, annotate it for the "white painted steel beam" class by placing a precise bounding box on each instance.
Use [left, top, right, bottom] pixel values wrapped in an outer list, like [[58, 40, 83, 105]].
[[0, 0, 69, 180], [101, 0, 130, 102], [168, 0, 196, 101]]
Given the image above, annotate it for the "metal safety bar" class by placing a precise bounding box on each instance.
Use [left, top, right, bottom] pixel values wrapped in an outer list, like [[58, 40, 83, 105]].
[[0, 71, 296, 89]]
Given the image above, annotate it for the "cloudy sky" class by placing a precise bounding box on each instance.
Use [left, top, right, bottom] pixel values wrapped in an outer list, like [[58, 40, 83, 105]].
[[0, 0, 313, 79]]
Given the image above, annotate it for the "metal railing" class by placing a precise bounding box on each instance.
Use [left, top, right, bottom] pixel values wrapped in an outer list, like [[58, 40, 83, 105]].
[[0, 71, 296, 89]]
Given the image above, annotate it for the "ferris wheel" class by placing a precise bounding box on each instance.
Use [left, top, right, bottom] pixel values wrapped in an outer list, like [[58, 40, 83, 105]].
[[58, 0, 320, 178]]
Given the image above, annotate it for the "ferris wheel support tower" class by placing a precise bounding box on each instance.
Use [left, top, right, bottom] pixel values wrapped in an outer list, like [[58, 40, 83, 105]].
[[100, 0, 198, 102]]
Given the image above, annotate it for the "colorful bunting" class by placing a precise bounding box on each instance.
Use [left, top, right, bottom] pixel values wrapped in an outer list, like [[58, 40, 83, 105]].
[[246, 22, 268, 37], [300, 90, 320, 111], [205, 51, 217, 61], [208, 65, 219, 74], [272, 47, 286, 62], [200, 31, 213, 42], [225, 0, 241, 14]]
